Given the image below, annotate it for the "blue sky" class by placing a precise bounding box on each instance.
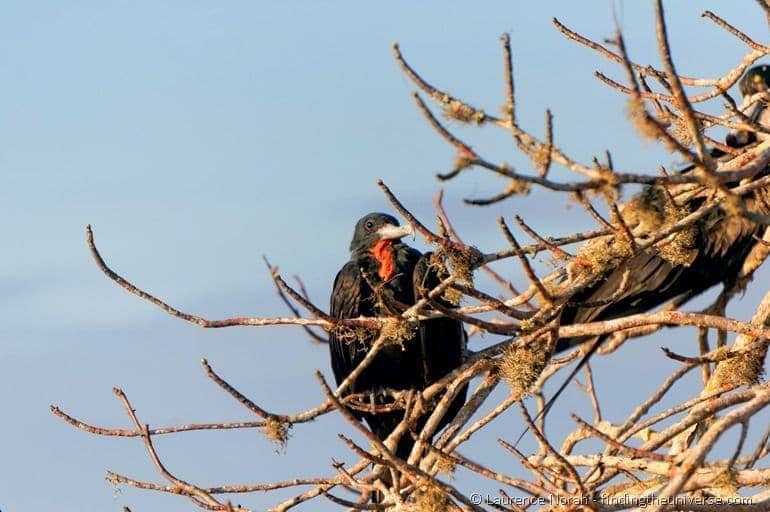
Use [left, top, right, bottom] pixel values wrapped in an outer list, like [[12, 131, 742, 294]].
[[1, 2, 768, 511]]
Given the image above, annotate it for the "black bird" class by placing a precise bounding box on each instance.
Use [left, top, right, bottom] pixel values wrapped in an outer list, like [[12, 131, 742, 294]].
[[329, 212, 467, 460], [557, 185, 768, 352], [738, 64, 770, 99], [727, 65, 770, 148], [509, 66, 770, 435], [557, 64, 770, 355]]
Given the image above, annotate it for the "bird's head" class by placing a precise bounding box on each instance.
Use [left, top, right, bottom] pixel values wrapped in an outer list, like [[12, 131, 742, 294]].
[[727, 65, 770, 148], [739, 65, 770, 98], [349, 212, 414, 256]]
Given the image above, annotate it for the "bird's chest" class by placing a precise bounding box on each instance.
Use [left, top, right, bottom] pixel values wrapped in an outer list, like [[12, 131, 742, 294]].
[[357, 251, 414, 315], [359, 274, 413, 317]]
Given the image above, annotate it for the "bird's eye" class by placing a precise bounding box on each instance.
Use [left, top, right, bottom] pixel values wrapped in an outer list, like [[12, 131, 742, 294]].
[[365, 220, 374, 230]]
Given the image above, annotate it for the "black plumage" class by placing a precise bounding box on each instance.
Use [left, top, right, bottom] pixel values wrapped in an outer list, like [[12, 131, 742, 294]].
[[507, 66, 770, 429], [739, 64, 770, 98], [329, 213, 467, 459], [558, 65, 770, 354], [726, 65, 770, 148], [557, 191, 767, 352]]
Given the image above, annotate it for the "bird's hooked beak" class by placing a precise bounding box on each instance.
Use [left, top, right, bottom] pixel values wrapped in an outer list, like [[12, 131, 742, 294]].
[[376, 223, 415, 241]]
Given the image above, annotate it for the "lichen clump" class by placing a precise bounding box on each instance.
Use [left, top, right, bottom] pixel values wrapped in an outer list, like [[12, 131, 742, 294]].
[[441, 245, 481, 289], [413, 484, 452, 512], [621, 186, 698, 266], [531, 145, 551, 173], [263, 418, 290, 449], [626, 96, 661, 143], [660, 205, 697, 267], [620, 186, 667, 234], [330, 324, 374, 344], [498, 340, 551, 398], [442, 286, 463, 307], [710, 469, 739, 495], [707, 346, 767, 392], [435, 456, 457, 477], [442, 98, 486, 124], [669, 114, 694, 146], [423, 252, 462, 306], [658, 224, 697, 266], [380, 317, 418, 348], [569, 232, 633, 281]]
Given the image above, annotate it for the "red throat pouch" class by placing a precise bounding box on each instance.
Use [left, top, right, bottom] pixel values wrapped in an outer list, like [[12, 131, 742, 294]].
[[371, 240, 395, 281]]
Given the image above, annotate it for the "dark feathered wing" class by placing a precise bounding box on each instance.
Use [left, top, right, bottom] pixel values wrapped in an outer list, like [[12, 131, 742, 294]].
[[558, 202, 764, 353], [562, 251, 684, 326], [412, 252, 468, 433], [329, 260, 368, 388]]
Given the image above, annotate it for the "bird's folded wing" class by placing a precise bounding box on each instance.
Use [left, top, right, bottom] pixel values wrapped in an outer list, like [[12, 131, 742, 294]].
[[412, 253, 467, 386], [329, 260, 369, 387]]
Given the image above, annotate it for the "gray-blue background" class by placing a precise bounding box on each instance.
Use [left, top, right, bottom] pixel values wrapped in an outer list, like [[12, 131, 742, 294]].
[[2, 2, 768, 510]]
